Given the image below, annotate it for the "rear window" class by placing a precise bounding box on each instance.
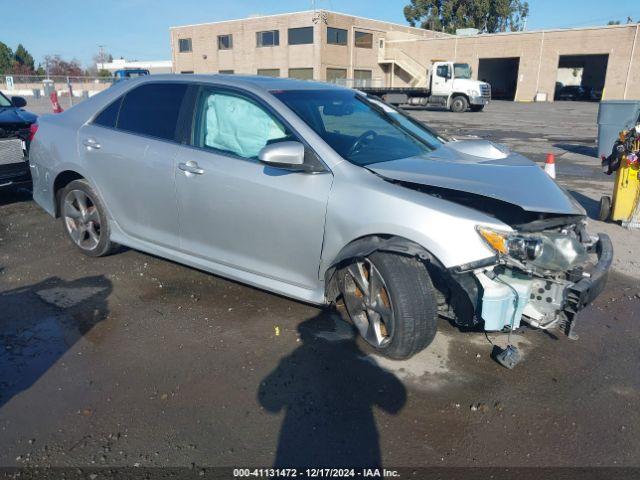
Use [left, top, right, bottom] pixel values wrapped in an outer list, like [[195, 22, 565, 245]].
[[93, 97, 122, 128], [117, 83, 188, 141]]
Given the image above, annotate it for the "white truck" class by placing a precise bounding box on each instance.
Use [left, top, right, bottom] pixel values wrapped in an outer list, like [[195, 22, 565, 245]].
[[360, 61, 491, 113]]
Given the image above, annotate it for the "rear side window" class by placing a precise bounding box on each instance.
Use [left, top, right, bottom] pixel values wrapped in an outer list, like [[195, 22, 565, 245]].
[[117, 83, 188, 141], [93, 98, 122, 128]]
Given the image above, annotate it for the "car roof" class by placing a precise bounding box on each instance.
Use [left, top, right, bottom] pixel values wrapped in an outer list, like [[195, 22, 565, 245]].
[[124, 73, 349, 93]]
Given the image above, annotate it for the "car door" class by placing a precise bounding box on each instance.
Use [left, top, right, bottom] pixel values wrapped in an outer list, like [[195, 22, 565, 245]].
[[78, 82, 188, 248], [174, 86, 333, 289]]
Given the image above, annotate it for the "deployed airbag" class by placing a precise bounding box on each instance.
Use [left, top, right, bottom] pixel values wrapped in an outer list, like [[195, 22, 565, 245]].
[[204, 93, 287, 158]]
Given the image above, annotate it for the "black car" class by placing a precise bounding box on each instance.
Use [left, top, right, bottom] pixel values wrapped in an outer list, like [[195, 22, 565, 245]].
[[0, 92, 37, 189]]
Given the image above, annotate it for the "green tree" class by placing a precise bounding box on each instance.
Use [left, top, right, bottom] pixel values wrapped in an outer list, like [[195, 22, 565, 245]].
[[0, 41, 15, 74], [13, 44, 35, 73], [404, 0, 530, 34]]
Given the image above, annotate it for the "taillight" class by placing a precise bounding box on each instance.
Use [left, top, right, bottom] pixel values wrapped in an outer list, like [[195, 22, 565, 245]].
[[29, 123, 38, 142]]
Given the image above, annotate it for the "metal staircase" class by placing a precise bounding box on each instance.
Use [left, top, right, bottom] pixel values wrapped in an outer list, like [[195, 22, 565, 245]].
[[378, 40, 428, 87]]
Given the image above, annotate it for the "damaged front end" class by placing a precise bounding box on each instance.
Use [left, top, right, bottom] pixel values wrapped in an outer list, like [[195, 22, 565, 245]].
[[367, 139, 614, 340], [471, 221, 612, 338]]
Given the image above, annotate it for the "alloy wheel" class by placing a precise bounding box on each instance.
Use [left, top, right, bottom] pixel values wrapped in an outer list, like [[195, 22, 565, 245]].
[[63, 189, 101, 251], [342, 258, 394, 348]]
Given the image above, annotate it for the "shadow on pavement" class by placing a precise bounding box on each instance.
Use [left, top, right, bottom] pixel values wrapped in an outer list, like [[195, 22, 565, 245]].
[[258, 312, 406, 468], [0, 275, 112, 409], [0, 186, 32, 207], [553, 143, 598, 158], [569, 190, 601, 220]]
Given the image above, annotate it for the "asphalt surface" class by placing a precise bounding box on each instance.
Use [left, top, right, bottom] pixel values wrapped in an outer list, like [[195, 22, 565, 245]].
[[1, 101, 639, 471]]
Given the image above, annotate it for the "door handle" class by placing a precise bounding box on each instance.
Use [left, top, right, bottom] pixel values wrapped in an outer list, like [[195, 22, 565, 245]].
[[83, 138, 101, 150], [178, 161, 204, 175]]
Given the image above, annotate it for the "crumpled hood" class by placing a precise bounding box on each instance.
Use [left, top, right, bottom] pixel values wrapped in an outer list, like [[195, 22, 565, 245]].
[[0, 107, 37, 130], [367, 140, 585, 215]]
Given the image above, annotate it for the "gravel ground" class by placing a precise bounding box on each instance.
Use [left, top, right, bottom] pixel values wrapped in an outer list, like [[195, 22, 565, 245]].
[[0, 100, 639, 472]]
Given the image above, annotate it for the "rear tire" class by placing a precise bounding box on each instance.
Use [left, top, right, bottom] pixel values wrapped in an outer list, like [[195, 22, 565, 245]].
[[450, 95, 469, 113], [598, 196, 612, 222], [338, 252, 438, 359], [60, 179, 116, 257]]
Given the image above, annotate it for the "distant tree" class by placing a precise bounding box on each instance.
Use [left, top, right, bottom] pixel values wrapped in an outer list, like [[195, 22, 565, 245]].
[[0, 42, 14, 74], [35, 64, 46, 76], [608, 20, 621, 25], [97, 69, 112, 78], [87, 49, 114, 76], [404, 0, 530, 34], [13, 44, 35, 74], [43, 54, 84, 77]]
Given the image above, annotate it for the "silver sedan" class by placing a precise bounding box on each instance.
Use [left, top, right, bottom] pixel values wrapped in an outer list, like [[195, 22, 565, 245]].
[[30, 75, 612, 360]]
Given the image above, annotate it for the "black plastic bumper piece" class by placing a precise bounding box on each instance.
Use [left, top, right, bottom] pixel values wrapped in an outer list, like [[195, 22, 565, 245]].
[[563, 234, 613, 334]]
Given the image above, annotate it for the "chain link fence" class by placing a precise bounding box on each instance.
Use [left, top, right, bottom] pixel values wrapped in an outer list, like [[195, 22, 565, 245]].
[[1, 75, 115, 112]]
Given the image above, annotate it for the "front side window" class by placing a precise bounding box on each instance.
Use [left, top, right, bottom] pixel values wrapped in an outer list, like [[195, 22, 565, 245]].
[[355, 31, 373, 48], [192, 90, 292, 159], [436, 65, 450, 78], [288, 27, 314, 45], [178, 38, 192, 53], [327, 27, 348, 46], [257, 30, 280, 47], [453, 63, 472, 79], [218, 34, 233, 50], [117, 83, 188, 141], [273, 89, 440, 166]]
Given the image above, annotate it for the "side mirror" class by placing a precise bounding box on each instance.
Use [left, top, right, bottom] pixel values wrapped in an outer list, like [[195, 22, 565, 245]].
[[11, 96, 27, 108], [259, 141, 306, 169]]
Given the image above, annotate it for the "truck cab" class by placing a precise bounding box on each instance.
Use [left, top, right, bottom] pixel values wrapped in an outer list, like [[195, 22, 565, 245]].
[[113, 69, 150, 83], [429, 61, 491, 112]]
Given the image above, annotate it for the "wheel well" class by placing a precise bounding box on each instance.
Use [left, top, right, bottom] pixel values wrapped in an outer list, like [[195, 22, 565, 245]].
[[323, 234, 444, 302], [53, 171, 84, 217]]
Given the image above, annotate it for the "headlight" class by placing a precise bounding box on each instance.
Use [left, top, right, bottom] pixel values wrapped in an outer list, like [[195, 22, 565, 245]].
[[476, 227, 542, 261], [467, 89, 480, 96], [476, 227, 589, 270]]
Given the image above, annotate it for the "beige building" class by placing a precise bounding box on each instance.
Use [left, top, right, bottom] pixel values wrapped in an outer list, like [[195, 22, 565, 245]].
[[170, 10, 640, 101]]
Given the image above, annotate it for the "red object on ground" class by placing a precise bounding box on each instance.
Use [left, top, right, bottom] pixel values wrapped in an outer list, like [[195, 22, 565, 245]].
[[50, 91, 64, 113], [544, 153, 556, 179]]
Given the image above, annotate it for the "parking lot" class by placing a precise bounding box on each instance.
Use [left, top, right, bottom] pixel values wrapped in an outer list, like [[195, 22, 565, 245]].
[[1, 100, 639, 469]]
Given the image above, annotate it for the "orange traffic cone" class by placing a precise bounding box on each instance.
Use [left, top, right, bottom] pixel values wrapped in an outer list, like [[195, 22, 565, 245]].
[[544, 153, 556, 179]]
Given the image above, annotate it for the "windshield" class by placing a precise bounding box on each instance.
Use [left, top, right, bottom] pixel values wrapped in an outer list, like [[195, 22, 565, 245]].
[[272, 89, 442, 166], [453, 63, 472, 80], [0, 92, 11, 107]]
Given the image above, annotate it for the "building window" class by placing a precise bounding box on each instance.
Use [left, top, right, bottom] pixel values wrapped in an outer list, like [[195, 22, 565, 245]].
[[218, 70, 234, 74], [178, 38, 192, 53], [288, 26, 314, 45], [327, 27, 348, 46], [180, 71, 194, 74], [354, 69, 373, 87], [218, 34, 233, 50], [355, 31, 373, 49], [257, 30, 280, 47], [326, 68, 347, 84], [257, 68, 280, 77], [288, 68, 314, 80]]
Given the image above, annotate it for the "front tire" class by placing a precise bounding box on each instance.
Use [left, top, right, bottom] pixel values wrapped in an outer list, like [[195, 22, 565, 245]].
[[338, 252, 438, 359], [60, 179, 116, 257], [450, 95, 469, 113], [598, 196, 612, 222]]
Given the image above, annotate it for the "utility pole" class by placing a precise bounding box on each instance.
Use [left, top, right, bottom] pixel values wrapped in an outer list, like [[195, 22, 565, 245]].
[[97, 44, 107, 69]]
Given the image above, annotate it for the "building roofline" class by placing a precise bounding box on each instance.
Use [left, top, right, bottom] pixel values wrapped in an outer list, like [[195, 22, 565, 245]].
[[169, 9, 451, 36], [386, 21, 640, 43]]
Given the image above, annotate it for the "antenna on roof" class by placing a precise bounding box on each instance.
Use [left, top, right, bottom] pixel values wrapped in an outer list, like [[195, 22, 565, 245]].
[[311, 0, 328, 24]]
